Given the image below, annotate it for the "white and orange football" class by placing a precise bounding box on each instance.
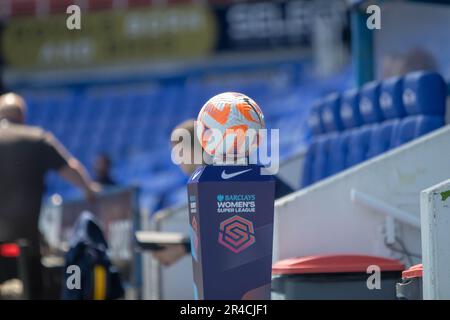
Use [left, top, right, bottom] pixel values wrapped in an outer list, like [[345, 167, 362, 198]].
[[196, 92, 265, 159]]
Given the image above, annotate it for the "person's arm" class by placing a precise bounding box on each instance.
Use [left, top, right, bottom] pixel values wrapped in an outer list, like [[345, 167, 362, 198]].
[[58, 158, 100, 202], [152, 244, 189, 267], [41, 131, 100, 201]]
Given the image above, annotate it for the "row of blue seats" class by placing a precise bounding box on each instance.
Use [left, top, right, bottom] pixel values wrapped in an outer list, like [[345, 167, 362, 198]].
[[302, 71, 447, 187], [308, 71, 447, 134], [302, 115, 444, 186], [36, 110, 306, 167], [31, 81, 309, 204]]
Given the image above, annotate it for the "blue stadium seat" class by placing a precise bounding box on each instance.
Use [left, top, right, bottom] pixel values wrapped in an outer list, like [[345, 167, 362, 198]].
[[321, 93, 344, 132], [394, 115, 444, 146], [165, 185, 189, 207], [395, 71, 447, 147], [301, 140, 317, 187], [139, 170, 186, 194], [312, 135, 334, 182], [25, 100, 43, 124], [346, 126, 372, 167], [367, 120, 399, 158], [402, 71, 446, 116], [307, 133, 351, 182], [393, 117, 417, 146], [340, 88, 362, 129], [379, 77, 406, 119], [414, 115, 444, 136], [327, 132, 350, 175], [308, 100, 325, 135], [359, 81, 384, 124]]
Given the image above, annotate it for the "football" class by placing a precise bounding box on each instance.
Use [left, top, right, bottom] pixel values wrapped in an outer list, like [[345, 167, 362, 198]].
[[196, 92, 265, 160]]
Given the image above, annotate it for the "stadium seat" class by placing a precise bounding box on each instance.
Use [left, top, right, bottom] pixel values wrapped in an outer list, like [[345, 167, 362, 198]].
[[367, 120, 399, 158], [302, 133, 349, 187], [393, 115, 444, 146], [321, 93, 344, 132], [312, 135, 334, 182], [139, 170, 186, 194], [308, 100, 325, 135], [379, 77, 406, 119], [327, 132, 350, 175], [301, 140, 317, 187], [414, 115, 444, 136], [402, 71, 447, 116], [340, 88, 362, 129], [359, 81, 384, 124], [346, 126, 372, 167], [165, 185, 189, 208]]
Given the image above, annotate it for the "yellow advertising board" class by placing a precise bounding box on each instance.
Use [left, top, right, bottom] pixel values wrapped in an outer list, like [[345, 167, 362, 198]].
[[2, 4, 217, 69]]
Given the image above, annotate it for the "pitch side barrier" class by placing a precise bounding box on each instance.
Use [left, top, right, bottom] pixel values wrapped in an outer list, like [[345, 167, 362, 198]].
[[273, 125, 450, 265], [140, 203, 194, 300], [421, 178, 450, 299]]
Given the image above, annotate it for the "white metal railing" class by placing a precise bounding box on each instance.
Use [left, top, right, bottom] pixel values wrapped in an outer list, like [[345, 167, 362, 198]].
[[351, 189, 421, 229]]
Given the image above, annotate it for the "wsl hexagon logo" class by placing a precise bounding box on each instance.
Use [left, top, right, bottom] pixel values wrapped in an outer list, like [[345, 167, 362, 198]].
[[218, 215, 255, 253], [190, 216, 199, 261]]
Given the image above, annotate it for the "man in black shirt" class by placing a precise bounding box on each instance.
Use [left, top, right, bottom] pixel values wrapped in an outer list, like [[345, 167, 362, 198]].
[[93, 153, 116, 187], [0, 93, 99, 299]]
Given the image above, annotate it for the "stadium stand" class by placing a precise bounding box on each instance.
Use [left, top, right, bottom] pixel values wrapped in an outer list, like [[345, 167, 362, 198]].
[[20, 64, 353, 211], [19, 69, 445, 210], [302, 71, 448, 188]]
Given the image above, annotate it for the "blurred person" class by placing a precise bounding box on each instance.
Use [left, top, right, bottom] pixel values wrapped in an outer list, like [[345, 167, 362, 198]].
[[93, 153, 116, 187], [152, 119, 293, 267], [151, 119, 208, 212], [0, 93, 100, 299], [171, 119, 206, 176], [382, 47, 438, 78], [151, 119, 205, 266]]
